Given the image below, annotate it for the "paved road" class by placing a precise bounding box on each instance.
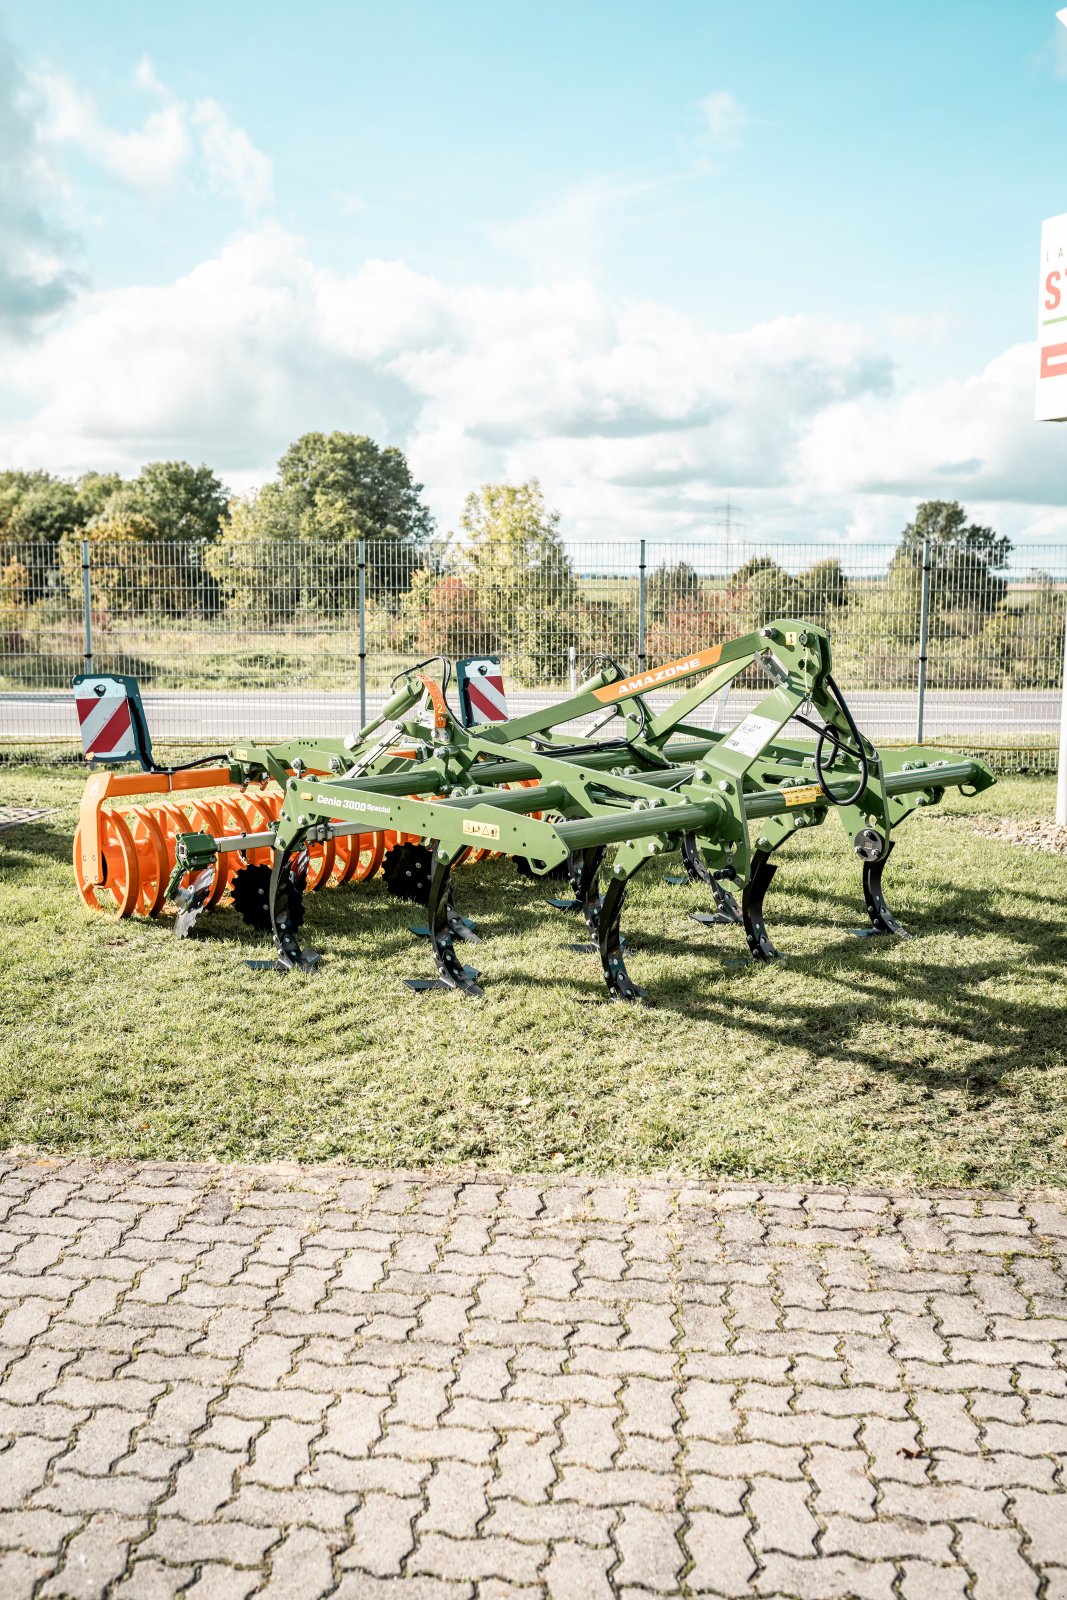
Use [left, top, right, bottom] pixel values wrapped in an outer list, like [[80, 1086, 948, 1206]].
[[2, 688, 1061, 745], [0, 1154, 1064, 1598]]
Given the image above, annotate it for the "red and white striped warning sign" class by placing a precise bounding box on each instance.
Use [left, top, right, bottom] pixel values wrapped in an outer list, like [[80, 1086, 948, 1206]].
[[75, 678, 139, 760], [462, 658, 509, 724]]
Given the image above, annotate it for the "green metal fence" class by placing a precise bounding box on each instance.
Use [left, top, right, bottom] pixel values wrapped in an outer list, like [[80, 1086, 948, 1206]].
[[1, 536, 1064, 771]]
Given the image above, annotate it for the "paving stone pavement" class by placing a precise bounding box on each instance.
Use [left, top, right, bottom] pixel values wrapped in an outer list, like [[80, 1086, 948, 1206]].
[[0, 1156, 1065, 1600]]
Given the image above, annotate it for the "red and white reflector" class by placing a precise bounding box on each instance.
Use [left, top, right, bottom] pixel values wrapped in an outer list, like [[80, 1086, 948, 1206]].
[[75, 677, 139, 761], [457, 656, 509, 725]]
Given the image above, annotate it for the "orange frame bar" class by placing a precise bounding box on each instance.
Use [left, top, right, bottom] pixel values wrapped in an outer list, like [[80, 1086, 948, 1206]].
[[78, 767, 233, 886]]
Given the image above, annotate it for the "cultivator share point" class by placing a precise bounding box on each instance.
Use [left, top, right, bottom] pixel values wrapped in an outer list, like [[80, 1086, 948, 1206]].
[[72, 623, 994, 1003]]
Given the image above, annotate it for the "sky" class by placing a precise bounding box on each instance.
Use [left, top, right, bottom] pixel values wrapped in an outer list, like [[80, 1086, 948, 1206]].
[[1, 0, 1066, 554]]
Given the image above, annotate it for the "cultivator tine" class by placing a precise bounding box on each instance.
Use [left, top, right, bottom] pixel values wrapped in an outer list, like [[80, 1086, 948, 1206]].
[[173, 868, 215, 939], [681, 832, 712, 885], [271, 847, 319, 974], [691, 871, 743, 930], [668, 832, 711, 886], [741, 850, 782, 962], [409, 890, 481, 944], [446, 889, 481, 943], [406, 852, 483, 996], [574, 847, 605, 933], [598, 860, 649, 1004], [549, 847, 604, 926], [857, 840, 910, 938]]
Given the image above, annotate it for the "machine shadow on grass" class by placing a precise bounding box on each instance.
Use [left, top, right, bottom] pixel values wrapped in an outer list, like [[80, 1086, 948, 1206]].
[[0, 820, 74, 874]]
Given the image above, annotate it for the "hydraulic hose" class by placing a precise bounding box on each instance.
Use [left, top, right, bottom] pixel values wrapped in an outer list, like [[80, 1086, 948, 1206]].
[[801, 673, 871, 807]]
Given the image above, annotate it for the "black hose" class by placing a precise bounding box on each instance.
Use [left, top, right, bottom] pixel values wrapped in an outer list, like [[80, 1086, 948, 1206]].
[[148, 752, 230, 775], [389, 655, 452, 696], [797, 674, 871, 806]]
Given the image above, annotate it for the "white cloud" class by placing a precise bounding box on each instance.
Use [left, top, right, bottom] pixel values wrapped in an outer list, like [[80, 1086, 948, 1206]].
[[700, 90, 747, 148], [193, 99, 272, 211], [32, 57, 271, 211], [796, 342, 1066, 507], [488, 173, 684, 280], [34, 65, 191, 191], [0, 33, 81, 330], [2, 223, 1064, 549]]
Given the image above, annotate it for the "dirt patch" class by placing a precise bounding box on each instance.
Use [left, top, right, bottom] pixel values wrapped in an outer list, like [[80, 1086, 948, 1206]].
[[958, 815, 1067, 855]]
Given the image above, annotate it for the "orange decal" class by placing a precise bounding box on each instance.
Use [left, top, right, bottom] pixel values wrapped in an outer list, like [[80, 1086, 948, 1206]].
[[418, 674, 449, 730], [591, 645, 723, 704]]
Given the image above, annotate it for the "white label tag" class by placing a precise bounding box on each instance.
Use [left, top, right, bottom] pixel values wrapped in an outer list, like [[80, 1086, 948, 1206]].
[[722, 713, 780, 758]]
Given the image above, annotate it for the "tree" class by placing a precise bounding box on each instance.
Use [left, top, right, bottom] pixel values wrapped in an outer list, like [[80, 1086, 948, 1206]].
[[728, 556, 797, 632], [275, 432, 433, 548], [455, 480, 577, 684], [647, 560, 700, 620], [205, 488, 301, 622], [0, 556, 31, 654], [116, 461, 229, 543], [59, 512, 163, 618], [0, 471, 123, 600], [209, 433, 432, 614], [75, 473, 124, 519], [794, 558, 851, 627], [93, 462, 230, 615], [896, 500, 1010, 618], [403, 572, 493, 660]]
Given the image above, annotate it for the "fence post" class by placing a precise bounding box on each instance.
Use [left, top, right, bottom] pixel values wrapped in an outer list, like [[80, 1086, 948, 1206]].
[[357, 540, 367, 728], [638, 539, 647, 672], [915, 536, 931, 743], [568, 644, 577, 693], [1056, 598, 1067, 826], [80, 538, 94, 675]]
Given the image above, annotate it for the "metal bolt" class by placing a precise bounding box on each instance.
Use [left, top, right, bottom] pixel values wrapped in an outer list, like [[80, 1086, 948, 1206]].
[[757, 835, 771, 850], [718, 780, 730, 792]]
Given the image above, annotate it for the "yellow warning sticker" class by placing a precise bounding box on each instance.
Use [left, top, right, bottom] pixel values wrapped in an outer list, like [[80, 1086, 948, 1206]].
[[463, 819, 501, 840], [783, 784, 822, 807]]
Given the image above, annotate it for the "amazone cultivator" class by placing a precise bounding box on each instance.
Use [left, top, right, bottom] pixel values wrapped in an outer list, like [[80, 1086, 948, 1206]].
[[73, 623, 994, 1003]]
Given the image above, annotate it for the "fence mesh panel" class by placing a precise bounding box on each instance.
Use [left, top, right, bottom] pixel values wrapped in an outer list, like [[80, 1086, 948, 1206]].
[[1, 535, 1063, 770]]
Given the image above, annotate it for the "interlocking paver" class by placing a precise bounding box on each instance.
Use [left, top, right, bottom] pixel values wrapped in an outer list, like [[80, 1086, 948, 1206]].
[[0, 1157, 1063, 1597]]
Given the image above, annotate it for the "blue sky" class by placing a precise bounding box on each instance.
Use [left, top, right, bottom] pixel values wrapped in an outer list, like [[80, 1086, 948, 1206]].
[[1, 0, 1065, 549]]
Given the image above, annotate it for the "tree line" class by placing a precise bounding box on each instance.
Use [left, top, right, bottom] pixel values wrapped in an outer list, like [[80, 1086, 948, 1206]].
[[0, 430, 1063, 691]]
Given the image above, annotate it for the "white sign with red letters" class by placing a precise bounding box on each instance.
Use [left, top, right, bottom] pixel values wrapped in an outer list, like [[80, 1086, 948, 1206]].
[[1037, 212, 1067, 422]]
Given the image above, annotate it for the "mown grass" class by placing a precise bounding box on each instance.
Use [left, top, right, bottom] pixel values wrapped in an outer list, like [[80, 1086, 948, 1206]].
[[0, 764, 1064, 1189]]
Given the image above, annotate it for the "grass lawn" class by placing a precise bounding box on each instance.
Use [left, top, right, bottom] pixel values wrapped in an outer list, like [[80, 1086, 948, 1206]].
[[0, 763, 1064, 1190]]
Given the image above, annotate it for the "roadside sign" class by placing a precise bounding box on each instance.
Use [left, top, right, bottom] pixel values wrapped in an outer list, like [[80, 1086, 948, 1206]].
[[1037, 211, 1067, 421]]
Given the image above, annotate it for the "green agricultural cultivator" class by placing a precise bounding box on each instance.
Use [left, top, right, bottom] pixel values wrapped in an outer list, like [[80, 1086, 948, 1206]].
[[75, 621, 994, 1003]]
